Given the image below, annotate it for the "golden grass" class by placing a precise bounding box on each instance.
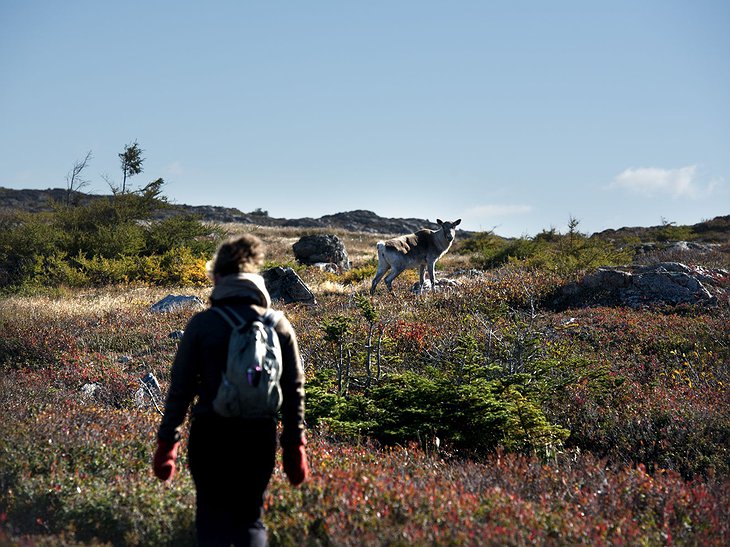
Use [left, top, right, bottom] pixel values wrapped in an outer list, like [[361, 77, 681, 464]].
[[311, 280, 351, 295], [0, 285, 212, 319]]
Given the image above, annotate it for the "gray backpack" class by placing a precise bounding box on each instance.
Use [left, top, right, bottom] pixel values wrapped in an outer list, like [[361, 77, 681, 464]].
[[211, 306, 284, 418]]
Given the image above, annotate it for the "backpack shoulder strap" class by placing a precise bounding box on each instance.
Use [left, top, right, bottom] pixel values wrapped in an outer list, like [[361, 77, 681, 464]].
[[211, 306, 246, 329], [213, 306, 280, 330], [262, 309, 284, 328]]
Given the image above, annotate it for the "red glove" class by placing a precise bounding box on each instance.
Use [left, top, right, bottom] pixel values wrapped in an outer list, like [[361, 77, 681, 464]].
[[153, 439, 179, 482], [282, 440, 309, 486]]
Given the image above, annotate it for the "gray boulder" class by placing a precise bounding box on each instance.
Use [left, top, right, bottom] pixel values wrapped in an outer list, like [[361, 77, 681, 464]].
[[150, 294, 205, 313], [292, 234, 350, 271], [581, 268, 633, 290], [553, 262, 724, 309], [630, 263, 713, 306], [81, 383, 100, 398], [262, 267, 316, 304], [665, 241, 719, 253]]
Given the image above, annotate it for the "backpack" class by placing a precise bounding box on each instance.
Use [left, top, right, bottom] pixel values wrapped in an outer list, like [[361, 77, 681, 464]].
[[211, 306, 284, 419]]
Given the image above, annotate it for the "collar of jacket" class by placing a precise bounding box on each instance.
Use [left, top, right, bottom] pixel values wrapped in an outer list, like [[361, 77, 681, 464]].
[[210, 273, 272, 308]]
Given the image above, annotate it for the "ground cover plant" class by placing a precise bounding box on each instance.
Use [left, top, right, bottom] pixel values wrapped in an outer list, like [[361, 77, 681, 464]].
[[0, 219, 729, 545]]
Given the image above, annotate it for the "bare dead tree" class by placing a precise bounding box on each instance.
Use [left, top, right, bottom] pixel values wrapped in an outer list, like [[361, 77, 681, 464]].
[[65, 150, 93, 205], [101, 173, 120, 194]]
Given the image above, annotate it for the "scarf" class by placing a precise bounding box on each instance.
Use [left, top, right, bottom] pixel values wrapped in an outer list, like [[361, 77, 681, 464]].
[[209, 273, 271, 308]]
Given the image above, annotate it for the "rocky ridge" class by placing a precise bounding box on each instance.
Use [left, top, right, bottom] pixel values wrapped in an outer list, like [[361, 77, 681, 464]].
[[0, 187, 439, 236]]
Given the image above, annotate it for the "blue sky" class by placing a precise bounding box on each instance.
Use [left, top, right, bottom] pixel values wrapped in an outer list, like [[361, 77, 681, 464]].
[[1, 1, 728, 237]]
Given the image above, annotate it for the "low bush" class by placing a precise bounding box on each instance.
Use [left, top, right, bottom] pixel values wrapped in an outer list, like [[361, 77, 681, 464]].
[[337, 262, 377, 285], [264, 433, 730, 545], [462, 222, 632, 277], [0, 399, 196, 545]]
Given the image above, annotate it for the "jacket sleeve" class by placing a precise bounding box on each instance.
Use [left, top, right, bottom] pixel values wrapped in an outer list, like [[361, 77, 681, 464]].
[[277, 315, 306, 448], [157, 315, 200, 443]]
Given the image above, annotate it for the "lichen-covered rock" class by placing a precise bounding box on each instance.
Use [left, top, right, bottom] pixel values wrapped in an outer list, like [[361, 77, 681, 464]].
[[262, 267, 316, 304], [552, 262, 726, 309], [293, 234, 350, 271], [150, 294, 205, 313]]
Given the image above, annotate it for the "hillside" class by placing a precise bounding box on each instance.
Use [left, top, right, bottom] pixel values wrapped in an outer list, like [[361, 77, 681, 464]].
[[594, 214, 730, 244], [0, 187, 437, 236], [3, 186, 729, 244]]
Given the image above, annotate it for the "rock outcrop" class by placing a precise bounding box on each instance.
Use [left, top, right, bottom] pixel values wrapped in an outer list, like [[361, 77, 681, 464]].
[[262, 267, 316, 305], [150, 294, 205, 312], [552, 262, 728, 309], [287, 210, 435, 235], [293, 234, 350, 271]]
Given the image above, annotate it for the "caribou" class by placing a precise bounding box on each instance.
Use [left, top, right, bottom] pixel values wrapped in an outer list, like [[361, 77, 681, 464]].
[[370, 218, 461, 295]]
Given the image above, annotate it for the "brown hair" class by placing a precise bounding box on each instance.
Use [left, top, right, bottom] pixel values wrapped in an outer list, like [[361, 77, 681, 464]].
[[209, 234, 266, 277]]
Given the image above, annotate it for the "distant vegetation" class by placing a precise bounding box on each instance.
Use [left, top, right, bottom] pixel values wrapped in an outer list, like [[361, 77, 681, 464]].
[[3, 186, 728, 293], [0, 194, 728, 544], [458, 217, 635, 276], [596, 215, 730, 244], [0, 183, 222, 290]]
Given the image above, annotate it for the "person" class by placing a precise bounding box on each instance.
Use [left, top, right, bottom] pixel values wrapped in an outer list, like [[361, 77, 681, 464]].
[[152, 234, 308, 546]]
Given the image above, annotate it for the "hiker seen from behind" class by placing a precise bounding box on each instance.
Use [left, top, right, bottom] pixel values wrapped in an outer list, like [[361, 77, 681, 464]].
[[153, 234, 308, 546]]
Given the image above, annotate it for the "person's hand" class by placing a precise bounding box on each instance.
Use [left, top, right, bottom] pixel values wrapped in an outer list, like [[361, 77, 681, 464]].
[[282, 441, 309, 486], [153, 439, 179, 482]]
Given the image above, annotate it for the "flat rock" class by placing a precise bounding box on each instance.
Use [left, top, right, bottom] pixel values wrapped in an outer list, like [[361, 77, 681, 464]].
[[150, 294, 205, 313]]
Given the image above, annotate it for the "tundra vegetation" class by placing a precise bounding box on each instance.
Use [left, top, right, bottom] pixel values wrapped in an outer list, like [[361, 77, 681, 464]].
[[0, 197, 729, 545]]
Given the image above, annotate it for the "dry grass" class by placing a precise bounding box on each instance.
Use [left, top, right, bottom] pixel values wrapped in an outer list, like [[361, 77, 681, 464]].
[[0, 285, 212, 319]]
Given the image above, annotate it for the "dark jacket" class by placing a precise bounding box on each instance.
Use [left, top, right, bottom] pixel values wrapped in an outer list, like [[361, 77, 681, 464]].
[[157, 273, 306, 449]]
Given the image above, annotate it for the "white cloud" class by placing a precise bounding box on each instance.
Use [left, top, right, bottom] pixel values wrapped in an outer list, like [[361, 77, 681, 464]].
[[609, 165, 717, 199], [466, 204, 534, 217]]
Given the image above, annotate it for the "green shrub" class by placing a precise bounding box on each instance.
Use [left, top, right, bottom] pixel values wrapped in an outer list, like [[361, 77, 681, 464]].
[[458, 231, 508, 255], [468, 237, 540, 269], [338, 263, 377, 285], [73, 254, 134, 285], [0, 212, 60, 288], [466, 224, 631, 276], [143, 215, 220, 256], [70, 248, 208, 287], [306, 369, 569, 458], [155, 247, 209, 286], [0, 193, 217, 289], [263, 260, 306, 275], [656, 222, 694, 242]]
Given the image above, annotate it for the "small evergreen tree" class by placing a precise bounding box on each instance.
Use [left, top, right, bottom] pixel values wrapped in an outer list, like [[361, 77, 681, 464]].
[[119, 141, 144, 194], [321, 315, 353, 395]]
